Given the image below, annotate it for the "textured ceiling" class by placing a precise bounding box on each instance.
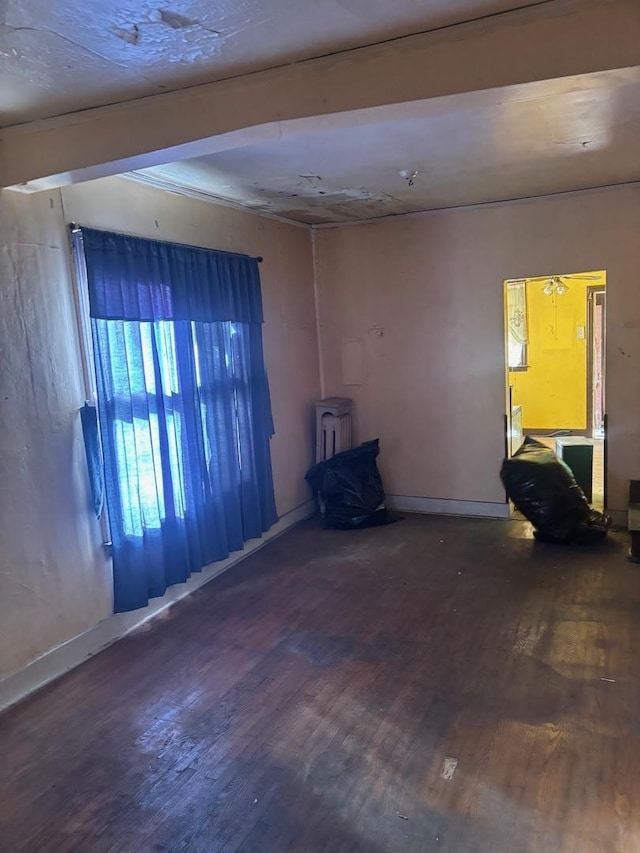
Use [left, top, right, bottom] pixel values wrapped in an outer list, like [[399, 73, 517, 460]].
[[134, 70, 640, 225], [0, 0, 548, 126]]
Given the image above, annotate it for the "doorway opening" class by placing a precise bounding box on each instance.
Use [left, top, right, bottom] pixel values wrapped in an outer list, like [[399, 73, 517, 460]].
[[504, 270, 606, 509]]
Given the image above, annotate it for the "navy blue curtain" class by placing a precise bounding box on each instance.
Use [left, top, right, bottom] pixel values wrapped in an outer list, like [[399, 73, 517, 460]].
[[77, 227, 277, 612]]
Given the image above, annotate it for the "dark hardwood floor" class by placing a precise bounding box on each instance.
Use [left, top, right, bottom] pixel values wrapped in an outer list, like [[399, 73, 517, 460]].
[[1, 514, 639, 852]]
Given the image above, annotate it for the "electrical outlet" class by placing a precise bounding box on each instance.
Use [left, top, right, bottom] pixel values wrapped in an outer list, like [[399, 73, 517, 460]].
[[577, 325, 585, 340]]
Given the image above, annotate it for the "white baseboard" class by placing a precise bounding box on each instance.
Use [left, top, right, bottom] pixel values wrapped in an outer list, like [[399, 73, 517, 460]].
[[387, 494, 511, 519], [388, 494, 627, 530], [0, 499, 315, 714]]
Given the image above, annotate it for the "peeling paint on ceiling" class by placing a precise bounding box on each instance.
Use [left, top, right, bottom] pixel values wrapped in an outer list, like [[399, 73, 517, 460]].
[[0, 0, 548, 125], [158, 9, 201, 29]]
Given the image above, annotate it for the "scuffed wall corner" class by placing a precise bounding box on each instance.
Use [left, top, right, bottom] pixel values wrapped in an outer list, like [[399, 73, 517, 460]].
[[311, 227, 325, 399]]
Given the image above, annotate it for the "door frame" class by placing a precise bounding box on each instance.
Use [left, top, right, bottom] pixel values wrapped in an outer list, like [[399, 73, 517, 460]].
[[586, 284, 607, 508], [586, 286, 606, 437]]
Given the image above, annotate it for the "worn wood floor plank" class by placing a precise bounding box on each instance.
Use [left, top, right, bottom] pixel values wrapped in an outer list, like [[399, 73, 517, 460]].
[[1, 514, 639, 852]]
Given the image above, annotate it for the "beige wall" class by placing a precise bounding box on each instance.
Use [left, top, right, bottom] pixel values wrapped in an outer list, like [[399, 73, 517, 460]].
[[314, 185, 640, 515], [0, 189, 111, 679], [0, 178, 318, 679]]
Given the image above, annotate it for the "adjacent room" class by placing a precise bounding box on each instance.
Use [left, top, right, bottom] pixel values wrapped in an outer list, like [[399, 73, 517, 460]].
[[1, 1, 640, 851], [506, 271, 607, 507]]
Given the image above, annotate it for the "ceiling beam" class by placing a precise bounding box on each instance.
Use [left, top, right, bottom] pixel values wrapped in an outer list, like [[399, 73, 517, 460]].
[[1, 0, 638, 190]]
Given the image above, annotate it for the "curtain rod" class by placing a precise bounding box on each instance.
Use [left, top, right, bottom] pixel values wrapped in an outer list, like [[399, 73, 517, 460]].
[[68, 223, 263, 263]]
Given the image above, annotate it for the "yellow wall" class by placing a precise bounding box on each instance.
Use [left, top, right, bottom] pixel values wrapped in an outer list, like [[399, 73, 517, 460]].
[[510, 271, 606, 431]]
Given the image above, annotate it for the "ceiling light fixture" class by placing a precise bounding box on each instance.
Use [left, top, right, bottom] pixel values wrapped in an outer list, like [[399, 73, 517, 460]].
[[542, 276, 569, 296], [399, 169, 419, 187]]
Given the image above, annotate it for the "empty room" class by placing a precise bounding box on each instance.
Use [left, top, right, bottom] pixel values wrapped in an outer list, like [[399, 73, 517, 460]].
[[1, 1, 640, 851]]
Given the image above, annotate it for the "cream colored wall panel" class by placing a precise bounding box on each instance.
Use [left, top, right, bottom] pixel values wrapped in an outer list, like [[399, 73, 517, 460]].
[[0, 188, 111, 678], [314, 184, 640, 514]]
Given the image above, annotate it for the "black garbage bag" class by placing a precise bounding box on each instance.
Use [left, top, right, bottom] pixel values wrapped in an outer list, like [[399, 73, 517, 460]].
[[305, 439, 394, 529], [500, 436, 611, 543], [573, 508, 612, 543]]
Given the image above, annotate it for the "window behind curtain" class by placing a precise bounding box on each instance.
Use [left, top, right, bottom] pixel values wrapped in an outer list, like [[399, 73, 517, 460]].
[[74, 227, 277, 613]]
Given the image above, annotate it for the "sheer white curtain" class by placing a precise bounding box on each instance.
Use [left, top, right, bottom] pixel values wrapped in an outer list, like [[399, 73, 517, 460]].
[[507, 281, 528, 368]]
